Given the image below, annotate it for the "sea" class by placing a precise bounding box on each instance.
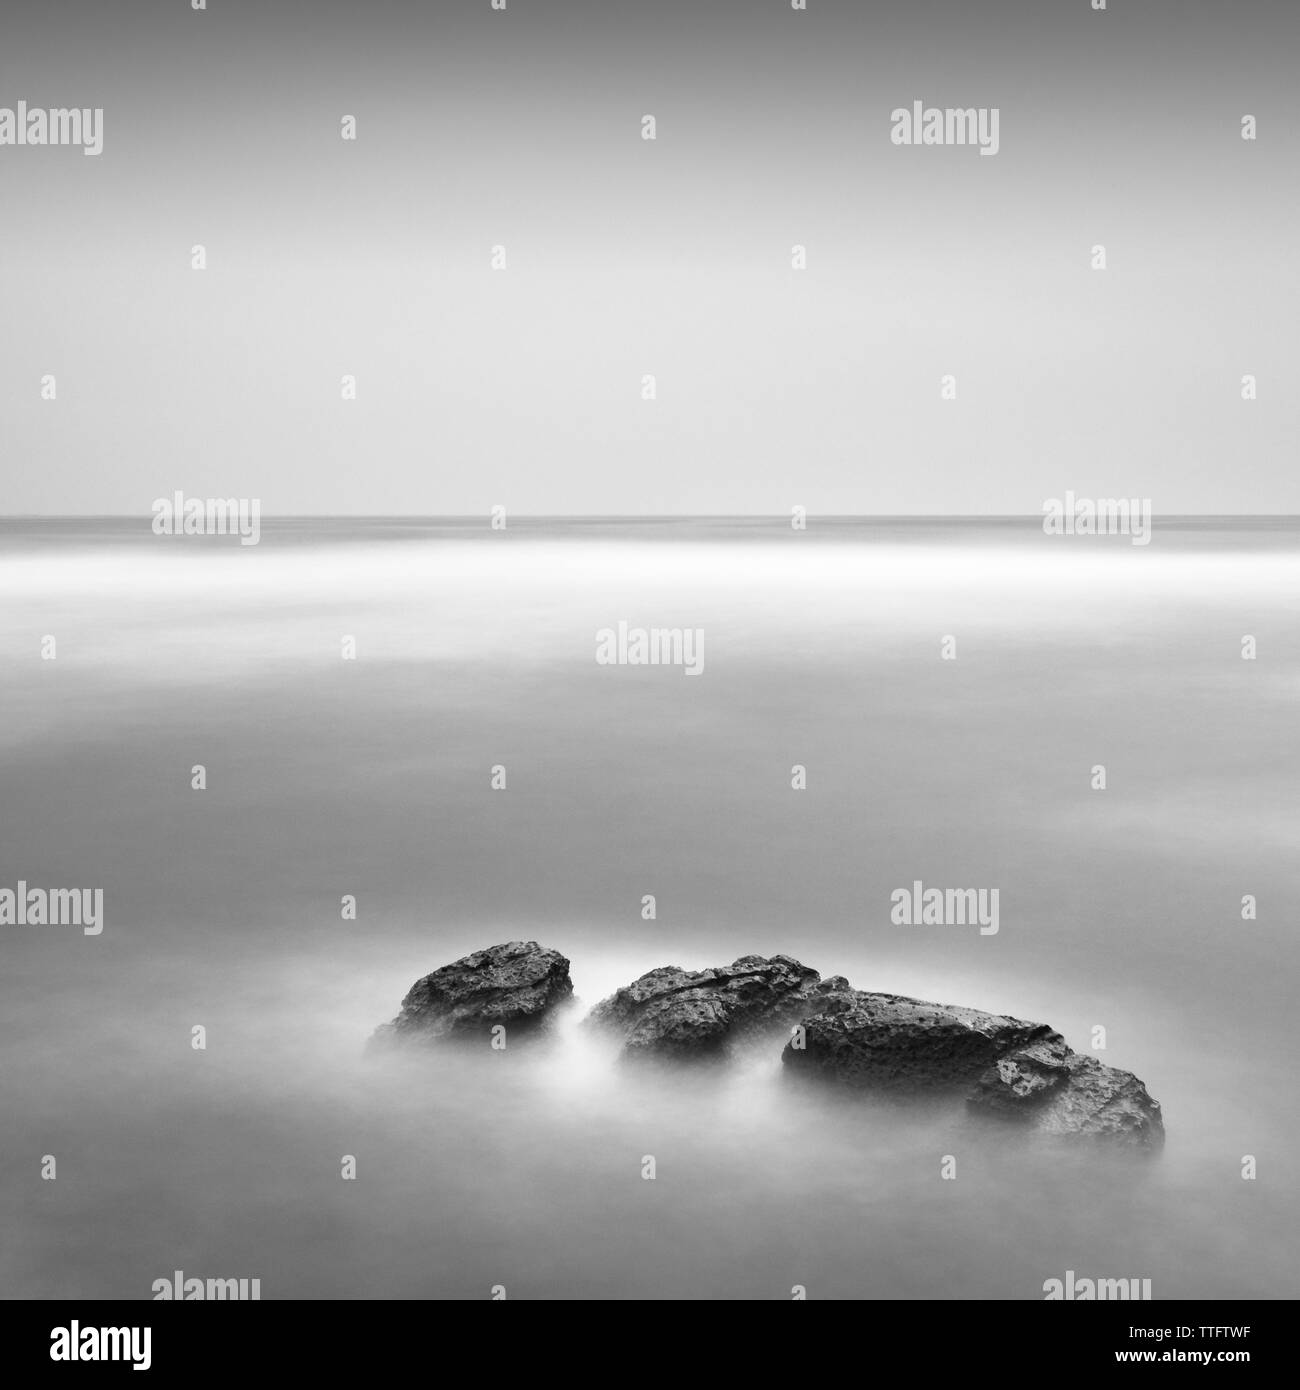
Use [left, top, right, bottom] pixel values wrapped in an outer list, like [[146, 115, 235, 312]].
[[1, 516, 1296, 1299]]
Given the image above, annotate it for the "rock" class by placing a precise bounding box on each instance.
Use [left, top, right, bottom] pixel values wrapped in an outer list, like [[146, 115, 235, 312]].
[[783, 991, 1063, 1092], [970, 1049, 1165, 1150], [372, 941, 573, 1046], [370, 941, 1166, 1146], [966, 1035, 1074, 1113], [587, 954, 854, 1060], [783, 988, 1165, 1148]]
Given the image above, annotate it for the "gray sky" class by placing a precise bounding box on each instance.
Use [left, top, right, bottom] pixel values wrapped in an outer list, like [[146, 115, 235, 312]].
[[2, 0, 1297, 514]]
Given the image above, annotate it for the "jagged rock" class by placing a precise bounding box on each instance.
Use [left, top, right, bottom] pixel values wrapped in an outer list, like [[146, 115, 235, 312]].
[[783, 988, 1164, 1148], [587, 954, 854, 1060], [372, 941, 573, 1046], [782, 991, 1063, 1091], [970, 1049, 1164, 1149]]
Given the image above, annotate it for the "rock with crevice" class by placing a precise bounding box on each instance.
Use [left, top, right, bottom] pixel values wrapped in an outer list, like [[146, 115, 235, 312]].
[[587, 954, 854, 1060], [782, 991, 1063, 1092], [371, 941, 573, 1046]]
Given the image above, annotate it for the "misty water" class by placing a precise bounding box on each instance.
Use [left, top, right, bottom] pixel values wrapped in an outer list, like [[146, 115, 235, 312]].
[[1, 518, 1296, 1299]]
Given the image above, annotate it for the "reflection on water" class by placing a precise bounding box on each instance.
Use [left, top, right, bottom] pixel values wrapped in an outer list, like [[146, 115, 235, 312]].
[[1, 519, 1297, 1298]]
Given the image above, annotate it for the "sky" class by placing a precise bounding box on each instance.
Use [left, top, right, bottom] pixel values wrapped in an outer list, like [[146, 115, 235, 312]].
[[1, 0, 1297, 515]]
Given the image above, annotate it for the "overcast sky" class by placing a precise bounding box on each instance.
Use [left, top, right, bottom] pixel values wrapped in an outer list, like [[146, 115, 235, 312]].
[[2, 0, 1297, 515]]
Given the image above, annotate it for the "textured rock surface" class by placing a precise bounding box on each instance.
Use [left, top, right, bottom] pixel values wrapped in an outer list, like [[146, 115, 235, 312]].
[[965, 1035, 1075, 1113], [970, 1049, 1164, 1149], [587, 954, 854, 1059], [373, 941, 573, 1045], [783, 991, 1062, 1091], [783, 989, 1164, 1147]]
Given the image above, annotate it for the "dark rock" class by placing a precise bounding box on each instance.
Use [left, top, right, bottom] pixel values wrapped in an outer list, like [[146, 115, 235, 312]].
[[783, 991, 1063, 1092], [372, 941, 573, 1046], [966, 1035, 1074, 1113], [371, 940, 1166, 1146], [970, 1050, 1164, 1150], [783, 988, 1165, 1148], [587, 954, 854, 1060]]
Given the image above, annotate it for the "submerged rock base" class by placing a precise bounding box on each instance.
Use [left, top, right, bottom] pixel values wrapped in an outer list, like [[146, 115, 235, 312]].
[[371, 940, 573, 1047]]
